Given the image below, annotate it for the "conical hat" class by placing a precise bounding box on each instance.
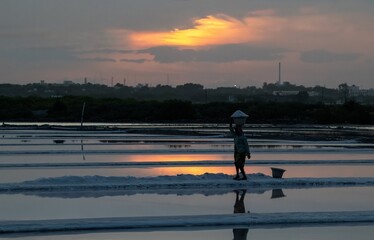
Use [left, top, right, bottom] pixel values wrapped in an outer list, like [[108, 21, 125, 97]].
[[231, 110, 248, 118]]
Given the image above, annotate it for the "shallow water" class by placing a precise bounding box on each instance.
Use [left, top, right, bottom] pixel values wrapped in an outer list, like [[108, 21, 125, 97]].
[[1, 225, 374, 240], [0, 186, 373, 221], [0, 125, 373, 238]]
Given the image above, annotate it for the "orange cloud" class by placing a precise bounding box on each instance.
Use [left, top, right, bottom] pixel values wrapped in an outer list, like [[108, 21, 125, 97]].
[[129, 14, 259, 48], [108, 10, 361, 53]]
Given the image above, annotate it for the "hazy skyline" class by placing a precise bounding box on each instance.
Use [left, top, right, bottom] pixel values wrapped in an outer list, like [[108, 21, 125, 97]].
[[1, 0, 374, 88]]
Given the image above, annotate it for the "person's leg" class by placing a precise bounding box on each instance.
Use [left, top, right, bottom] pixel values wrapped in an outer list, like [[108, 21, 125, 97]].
[[234, 152, 240, 179], [237, 153, 247, 180], [234, 162, 240, 179], [239, 165, 247, 180]]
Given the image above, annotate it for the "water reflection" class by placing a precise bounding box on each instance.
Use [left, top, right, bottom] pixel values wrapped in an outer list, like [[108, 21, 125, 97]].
[[270, 189, 286, 199], [81, 139, 86, 161], [233, 189, 249, 240], [121, 154, 232, 162], [168, 144, 191, 149], [147, 165, 276, 178], [53, 140, 65, 144]]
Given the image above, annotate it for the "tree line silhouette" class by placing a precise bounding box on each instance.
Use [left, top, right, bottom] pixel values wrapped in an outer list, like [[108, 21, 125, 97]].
[[1, 82, 373, 105], [1, 96, 373, 124]]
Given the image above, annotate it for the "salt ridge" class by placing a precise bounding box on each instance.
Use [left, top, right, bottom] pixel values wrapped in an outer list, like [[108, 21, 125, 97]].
[[1, 173, 374, 192]]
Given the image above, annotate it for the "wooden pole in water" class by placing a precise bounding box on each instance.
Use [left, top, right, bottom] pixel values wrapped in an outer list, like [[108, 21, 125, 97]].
[[81, 102, 86, 129]]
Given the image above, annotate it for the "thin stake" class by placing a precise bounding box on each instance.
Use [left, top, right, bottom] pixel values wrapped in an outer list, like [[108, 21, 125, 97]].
[[80, 102, 86, 129]]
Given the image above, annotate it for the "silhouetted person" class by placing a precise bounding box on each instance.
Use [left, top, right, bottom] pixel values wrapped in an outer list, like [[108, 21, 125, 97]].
[[233, 189, 249, 240], [230, 119, 251, 180], [234, 189, 247, 213]]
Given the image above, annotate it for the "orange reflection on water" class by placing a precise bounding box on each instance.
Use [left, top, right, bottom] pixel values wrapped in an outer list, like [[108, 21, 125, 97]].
[[121, 154, 232, 162], [154, 166, 232, 176], [128, 165, 374, 178], [148, 166, 267, 177]]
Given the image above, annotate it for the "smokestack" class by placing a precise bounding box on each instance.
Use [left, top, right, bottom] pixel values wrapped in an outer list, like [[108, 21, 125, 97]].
[[278, 62, 281, 85]]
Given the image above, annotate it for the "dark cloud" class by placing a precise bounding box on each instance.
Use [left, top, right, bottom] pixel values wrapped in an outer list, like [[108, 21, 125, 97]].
[[139, 44, 285, 63], [300, 49, 359, 63], [78, 57, 117, 62], [77, 49, 134, 54], [0, 46, 120, 63], [0, 46, 77, 62], [138, 47, 195, 63], [120, 59, 147, 63]]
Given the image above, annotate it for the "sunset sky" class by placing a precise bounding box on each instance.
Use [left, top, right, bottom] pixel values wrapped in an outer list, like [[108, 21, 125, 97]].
[[1, 0, 374, 88]]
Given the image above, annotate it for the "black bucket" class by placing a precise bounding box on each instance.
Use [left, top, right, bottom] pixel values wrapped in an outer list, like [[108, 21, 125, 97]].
[[271, 167, 286, 179]]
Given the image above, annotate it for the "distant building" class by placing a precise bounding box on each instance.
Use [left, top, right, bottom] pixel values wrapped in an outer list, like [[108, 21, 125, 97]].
[[362, 89, 374, 96], [345, 85, 374, 97], [63, 80, 74, 85], [273, 90, 299, 96], [307, 91, 320, 97], [348, 85, 360, 97]]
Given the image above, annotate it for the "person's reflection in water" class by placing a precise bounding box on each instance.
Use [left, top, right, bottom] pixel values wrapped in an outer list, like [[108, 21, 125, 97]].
[[233, 189, 249, 240]]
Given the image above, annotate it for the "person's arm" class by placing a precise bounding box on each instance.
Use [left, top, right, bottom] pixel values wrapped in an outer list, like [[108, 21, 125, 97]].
[[229, 118, 235, 135], [244, 137, 251, 159]]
